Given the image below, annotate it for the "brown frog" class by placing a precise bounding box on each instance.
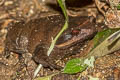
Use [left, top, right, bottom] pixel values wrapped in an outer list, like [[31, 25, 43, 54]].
[[4, 14, 96, 69]]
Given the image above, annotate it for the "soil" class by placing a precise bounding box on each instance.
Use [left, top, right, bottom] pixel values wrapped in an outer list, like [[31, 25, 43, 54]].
[[0, 0, 120, 80]]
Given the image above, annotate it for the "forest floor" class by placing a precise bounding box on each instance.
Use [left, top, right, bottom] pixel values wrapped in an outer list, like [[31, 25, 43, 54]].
[[0, 0, 120, 80]]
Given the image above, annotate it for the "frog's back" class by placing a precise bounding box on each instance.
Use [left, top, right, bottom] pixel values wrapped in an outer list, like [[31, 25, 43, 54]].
[[27, 15, 64, 53], [5, 15, 64, 55]]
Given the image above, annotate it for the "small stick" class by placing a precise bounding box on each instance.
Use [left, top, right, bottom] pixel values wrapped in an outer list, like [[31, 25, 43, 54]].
[[33, 64, 42, 78]]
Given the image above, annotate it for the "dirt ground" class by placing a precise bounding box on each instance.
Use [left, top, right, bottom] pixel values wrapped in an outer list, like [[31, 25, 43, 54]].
[[0, 0, 120, 80]]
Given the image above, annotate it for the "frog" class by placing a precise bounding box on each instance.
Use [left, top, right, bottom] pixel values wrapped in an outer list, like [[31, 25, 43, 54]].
[[4, 14, 96, 70]]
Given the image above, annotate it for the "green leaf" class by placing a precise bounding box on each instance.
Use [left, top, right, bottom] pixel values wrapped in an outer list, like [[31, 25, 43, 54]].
[[85, 29, 120, 58], [117, 4, 120, 9], [63, 57, 95, 74], [63, 58, 87, 74], [92, 29, 119, 50]]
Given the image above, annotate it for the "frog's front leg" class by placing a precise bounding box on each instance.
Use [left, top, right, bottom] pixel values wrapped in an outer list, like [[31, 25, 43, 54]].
[[4, 39, 17, 58], [32, 43, 62, 70], [4, 37, 28, 58]]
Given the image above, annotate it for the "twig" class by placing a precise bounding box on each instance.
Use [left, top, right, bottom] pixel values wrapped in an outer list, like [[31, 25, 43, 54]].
[[95, 0, 106, 16], [33, 64, 42, 78]]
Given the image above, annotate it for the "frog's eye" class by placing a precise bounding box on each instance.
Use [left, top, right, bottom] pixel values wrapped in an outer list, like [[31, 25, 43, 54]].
[[71, 29, 80, 35]]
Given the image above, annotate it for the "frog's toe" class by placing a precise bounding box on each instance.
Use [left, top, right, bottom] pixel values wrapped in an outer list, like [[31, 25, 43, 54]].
[[49, 63, 62, 70]]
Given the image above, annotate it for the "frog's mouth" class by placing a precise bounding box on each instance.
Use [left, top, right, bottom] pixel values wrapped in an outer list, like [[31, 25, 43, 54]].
[[55, 27, 95, 49]]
